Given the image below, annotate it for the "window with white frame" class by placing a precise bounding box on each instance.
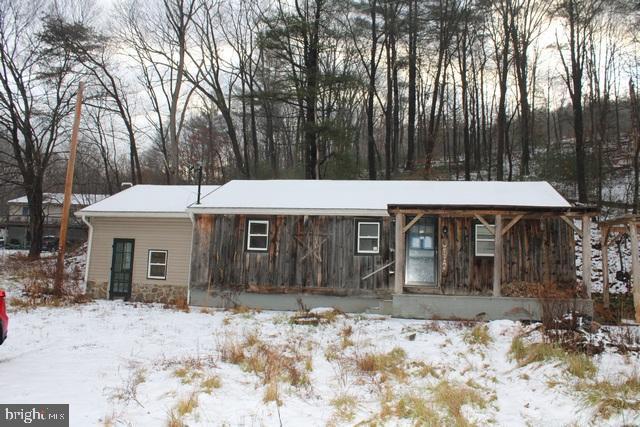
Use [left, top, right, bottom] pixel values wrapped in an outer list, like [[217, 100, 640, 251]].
[[247, 220, 269, 251], [147, 250, 168, 279], [475, 224, 495, 257], [357, 221, 380, 254]]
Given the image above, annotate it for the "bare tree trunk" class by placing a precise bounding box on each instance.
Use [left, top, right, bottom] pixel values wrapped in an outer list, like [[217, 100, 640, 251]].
[[366, 0, 378, 180], [405, 0, 417, 170]]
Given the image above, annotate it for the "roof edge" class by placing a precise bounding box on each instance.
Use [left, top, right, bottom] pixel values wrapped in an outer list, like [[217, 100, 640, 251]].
[[76, 211, 189, 219], [187, 207, 390, 217]]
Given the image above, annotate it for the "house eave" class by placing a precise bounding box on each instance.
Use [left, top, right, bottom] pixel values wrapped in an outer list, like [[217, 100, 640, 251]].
[[75, 211, 189, 219], [187, 207, 390, 217]]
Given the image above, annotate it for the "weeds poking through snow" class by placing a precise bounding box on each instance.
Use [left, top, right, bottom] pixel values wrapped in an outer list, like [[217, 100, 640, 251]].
[[166, 411, 185, 427], [263, 380, 281, 405], [409, 361, 440, 378], [330, 394, 358, 422], [510, 335, 598, 378], [356, 347, 408, 382], [175, 393, 198, 417], [394, 394, 441, 425], [109, 367, 147, 407], [566, 353, 597, 379], [576, 375, 640, 419], [200, 375, 222, 394], [509, 339, 565, 366], [464, 324, 493, 346], [219, 336, 246, 365], [432, 380, 487, 426], [173, 366, 201, 385], [166, 393, 198, 427], [290, 307, 344, 325]]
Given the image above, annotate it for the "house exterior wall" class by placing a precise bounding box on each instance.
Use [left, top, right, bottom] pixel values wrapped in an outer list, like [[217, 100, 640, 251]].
[[86, 217, 192, 303], [189, 214, 393, 304], [5, 202, 87, 248], [436, 217, 576, 296], [189, 213, 577, 305]]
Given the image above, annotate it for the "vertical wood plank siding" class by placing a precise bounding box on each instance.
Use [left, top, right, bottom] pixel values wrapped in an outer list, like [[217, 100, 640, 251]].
[[190, 214, 576, 297], [190, 215, 392, 296], [438, 217, 576, 295]]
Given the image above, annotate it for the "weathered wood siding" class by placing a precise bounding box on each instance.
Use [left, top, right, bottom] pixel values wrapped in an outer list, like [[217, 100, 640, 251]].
[[190, 214, 576, 298], [190, 214, 392, 296], [437, 217, 576, 295]]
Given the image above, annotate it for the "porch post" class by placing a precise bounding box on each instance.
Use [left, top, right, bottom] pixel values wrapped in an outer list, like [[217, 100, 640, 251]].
[[493, 214, 503, 297], [394, 212, 405, 294], [601, 225, 610, 308], [582, 215, 592, 298], [629, 222, 640, 323]]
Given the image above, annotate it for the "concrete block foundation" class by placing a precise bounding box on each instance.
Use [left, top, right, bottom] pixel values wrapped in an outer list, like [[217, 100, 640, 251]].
[[392, 294, 594, 321]]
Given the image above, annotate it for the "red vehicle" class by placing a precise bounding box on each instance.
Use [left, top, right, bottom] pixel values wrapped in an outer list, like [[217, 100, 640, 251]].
[[0, 290, 8, 345]]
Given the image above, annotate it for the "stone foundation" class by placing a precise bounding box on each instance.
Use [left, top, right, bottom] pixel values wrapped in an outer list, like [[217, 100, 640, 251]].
[[86, 281, 108, 299], [85, 281, 187, 304], [130, 283, 187, 304]]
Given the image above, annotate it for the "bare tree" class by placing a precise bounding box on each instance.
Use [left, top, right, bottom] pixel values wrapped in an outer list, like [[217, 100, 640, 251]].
[[555, 0, 604, 203], [509, 0, 549, 177], [0, 0, 84, 257]]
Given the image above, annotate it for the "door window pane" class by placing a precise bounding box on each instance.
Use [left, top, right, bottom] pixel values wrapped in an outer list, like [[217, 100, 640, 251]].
[[405, 217, 436, 284]]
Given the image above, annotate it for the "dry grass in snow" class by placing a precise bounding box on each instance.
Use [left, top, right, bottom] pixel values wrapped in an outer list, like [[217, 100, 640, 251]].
[[1, 268, 640, 426]]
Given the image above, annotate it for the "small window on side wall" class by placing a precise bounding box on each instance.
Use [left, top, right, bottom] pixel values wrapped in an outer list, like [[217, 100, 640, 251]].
[[357, 221, 380, 254], [147, 250, 168, 279], [475, 224, 495, 257], [247, 220, 269, 252]]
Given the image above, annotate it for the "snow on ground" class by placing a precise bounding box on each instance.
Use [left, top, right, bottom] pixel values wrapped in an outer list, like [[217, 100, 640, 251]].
[[2, 266, 640, 426], [575, 222, 633, 294]]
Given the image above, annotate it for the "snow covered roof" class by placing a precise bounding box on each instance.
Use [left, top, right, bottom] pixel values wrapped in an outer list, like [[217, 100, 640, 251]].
[[189, 180, 572, 216], [9, 193, 109, 206], [77, 185, 220, 218]]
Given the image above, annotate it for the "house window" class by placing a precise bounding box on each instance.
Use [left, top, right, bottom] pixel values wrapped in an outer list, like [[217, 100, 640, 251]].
[[247, 220, 269, 251], [147, 250, 168, 279], [475, 224, 495, 257], [21, 206, 29, 216], [357, 221, 380, 254]]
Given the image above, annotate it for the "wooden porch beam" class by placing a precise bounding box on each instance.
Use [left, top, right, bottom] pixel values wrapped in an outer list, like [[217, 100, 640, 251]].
[[629, 221, 640, 322], [501, 214, 524, 236], [394, 213, 406, 294], [493, 214, 503, 297], [601, 225, 610, 309], [582, 215, 592, 298], [403, 213, 424, 233], [561, 215, 582, 237], [474, 214, 496, 236]]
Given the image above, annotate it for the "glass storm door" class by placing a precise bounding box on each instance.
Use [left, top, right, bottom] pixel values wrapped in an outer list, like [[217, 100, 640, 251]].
[[405, 217, 437, 286], [110, 238, 135, 299]]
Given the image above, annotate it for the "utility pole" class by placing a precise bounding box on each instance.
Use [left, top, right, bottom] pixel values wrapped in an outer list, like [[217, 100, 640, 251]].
[[54, 81, 84, 296]]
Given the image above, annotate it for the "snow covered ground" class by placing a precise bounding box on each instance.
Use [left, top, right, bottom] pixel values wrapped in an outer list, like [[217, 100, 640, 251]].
[[2, 268, 640, 426]]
